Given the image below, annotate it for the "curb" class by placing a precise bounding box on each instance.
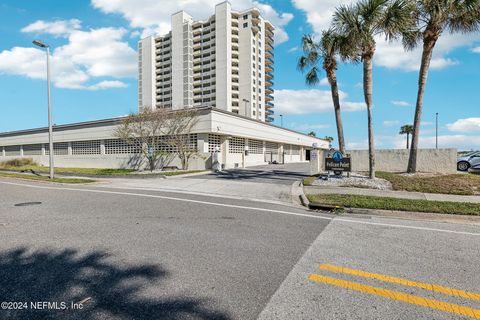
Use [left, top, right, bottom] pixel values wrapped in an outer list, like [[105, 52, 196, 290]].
[[297, 180, 480, 225], [291, 181, 310, 207], [344, 207, 480, 225]]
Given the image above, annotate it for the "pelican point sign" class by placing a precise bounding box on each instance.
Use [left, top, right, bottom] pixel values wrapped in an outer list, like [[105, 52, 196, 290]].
[[325, 151, 351, 172]]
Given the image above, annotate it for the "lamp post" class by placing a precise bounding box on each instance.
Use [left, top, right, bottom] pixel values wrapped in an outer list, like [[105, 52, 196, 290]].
[[279, 114, 283, 127], [33, 39, 54, 179], [435, 112, 439, 149]]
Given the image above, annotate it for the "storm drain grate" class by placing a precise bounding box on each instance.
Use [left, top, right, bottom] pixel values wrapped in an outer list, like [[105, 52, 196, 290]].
[[14, 202, 42, 207]]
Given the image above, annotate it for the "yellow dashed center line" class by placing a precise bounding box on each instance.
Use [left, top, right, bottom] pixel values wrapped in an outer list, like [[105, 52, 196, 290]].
[[319, 264, 480, 301], [309, 274, 480, 319]]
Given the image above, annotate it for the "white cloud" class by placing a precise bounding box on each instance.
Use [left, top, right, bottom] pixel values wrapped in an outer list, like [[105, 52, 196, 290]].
[[21, 19, 81, 36], [292, 0, 480, 71], [411, 135, 480, 150], [346, 139, 368, 150], [274, 89, 365, 115], [91, 0, 293, 44], [447, 118, 480, 132], [348, 134, 480, 150], [292, 0, 355, 36], [87, 80, 128, 90], [0, 23, 136, 90], [471, 47, 480, 53], [383, 120, 400, 127], [288, 46, 299, 53], [319, 77, 329, 86], [391, 100, 411, 107], [289, 122, 331, 131]]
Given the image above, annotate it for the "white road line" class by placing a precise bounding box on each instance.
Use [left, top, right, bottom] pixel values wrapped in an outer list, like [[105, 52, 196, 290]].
[[1, 180, 479, 237], [0, 180, 326, 220], [93, 184, 295, 207]]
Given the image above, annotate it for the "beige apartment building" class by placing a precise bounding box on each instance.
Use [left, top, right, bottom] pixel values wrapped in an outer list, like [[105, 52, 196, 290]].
[[138, 1, 275, 122]]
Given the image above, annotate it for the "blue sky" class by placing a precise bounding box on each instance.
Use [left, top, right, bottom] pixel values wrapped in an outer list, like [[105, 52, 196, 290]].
[[1, 0, 479, 150]]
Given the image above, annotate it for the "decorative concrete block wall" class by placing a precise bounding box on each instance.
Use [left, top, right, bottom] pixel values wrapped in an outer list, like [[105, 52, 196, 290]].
[[347, 148, 457, 174]]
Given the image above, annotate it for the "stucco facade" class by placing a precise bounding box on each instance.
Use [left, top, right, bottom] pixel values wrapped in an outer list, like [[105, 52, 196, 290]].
[[138, 1, 275, 122], [0, 108, 327, 170]]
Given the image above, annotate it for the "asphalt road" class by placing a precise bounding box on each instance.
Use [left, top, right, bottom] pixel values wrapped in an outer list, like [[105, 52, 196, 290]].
[[190, 163, 311, 185], [0, 177, 479, 320], [0, 178, 329, 320]]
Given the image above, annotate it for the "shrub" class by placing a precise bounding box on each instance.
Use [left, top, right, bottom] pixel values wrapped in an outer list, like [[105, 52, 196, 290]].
[[0, 158, 37, 168]]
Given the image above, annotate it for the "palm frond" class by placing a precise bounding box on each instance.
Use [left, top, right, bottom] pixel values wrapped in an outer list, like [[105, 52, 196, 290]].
[[448, 0, 480, 33], [401, 29, 422, 50], [381, 0, 417, 41], [305, 67, 320, 86]]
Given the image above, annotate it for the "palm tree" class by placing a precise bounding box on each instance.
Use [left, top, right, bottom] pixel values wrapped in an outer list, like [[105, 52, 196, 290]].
[[333, 0, 415, 178], [405, 0, 480, 173], [323, 136, 335, 149], [307, 131, 317, 137], [399, 124, 414, 149], [298, 30, 349, 155]]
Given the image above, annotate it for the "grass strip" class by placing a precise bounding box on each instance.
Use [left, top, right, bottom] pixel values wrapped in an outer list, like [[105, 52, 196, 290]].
[[157, 170, 207, 176], [303, 176, 316, 186], [307, 194, 480, 216], [0, 172, 96, 184], [0, 165, 207, 177], [376, 171, 480, 196], [0, 165, 135, 176]]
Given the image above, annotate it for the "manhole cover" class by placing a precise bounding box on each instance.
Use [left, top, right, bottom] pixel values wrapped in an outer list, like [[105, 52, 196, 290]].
[[14, 202, 42, 207]]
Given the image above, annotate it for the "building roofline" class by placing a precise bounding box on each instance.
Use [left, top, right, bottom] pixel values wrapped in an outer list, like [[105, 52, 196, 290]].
[[0, 107, 327, 142]]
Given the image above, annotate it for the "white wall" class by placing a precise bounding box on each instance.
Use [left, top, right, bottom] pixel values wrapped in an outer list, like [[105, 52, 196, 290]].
[[171, 11, 193, 109], [215, 2, 232, 111], [138, 36, 156, 111], [0, 109, 328, 170], [347, 149, 457, 174]]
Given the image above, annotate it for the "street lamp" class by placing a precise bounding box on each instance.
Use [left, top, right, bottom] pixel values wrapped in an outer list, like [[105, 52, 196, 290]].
[[33, 39, 54, 179], [435, 112, 439, 149], [279, 114, 283, 127]]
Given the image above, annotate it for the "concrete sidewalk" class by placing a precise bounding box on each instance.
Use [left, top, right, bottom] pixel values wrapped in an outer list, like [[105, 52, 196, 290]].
[[304, 185, 480, 203]]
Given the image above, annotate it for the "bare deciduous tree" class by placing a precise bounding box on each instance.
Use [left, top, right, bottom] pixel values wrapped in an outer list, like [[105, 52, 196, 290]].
[[115, 108, 201, 171], [115, 108, 175, 172], [166, 109, 201, 171]]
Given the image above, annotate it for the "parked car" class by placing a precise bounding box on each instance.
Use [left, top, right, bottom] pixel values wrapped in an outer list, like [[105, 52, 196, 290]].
[[457, 151, 480, 171], [468, 163, 480, 175]]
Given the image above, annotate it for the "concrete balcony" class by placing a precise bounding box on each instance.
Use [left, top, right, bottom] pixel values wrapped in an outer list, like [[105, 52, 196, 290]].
[[266, 116, 274, 123], [266, 94, 274, 101], [265, 42, 274, 52], [265, 72, 274, 80]]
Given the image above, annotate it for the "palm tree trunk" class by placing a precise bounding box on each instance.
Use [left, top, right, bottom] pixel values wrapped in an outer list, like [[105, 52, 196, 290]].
[[407, 37, 437, 173], [363, 55, 375, 179], [406, 133, 409, 149], [327, 69, 346, 155]]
